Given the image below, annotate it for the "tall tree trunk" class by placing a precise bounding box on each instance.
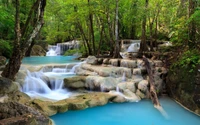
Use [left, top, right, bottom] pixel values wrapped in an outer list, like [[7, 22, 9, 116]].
[[1, 0, 22, 80], [139, 0, 149, 56], [188, 0, 196, 48], [113, 0, 120, 58], [76, 21, 92, 55], [107, 13, 115, 57], [1, 0, 46, 80], [88, 0, 96, 55]]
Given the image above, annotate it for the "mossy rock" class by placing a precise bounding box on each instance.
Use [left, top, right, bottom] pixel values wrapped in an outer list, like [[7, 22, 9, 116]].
[[0, 77, 18, 94]]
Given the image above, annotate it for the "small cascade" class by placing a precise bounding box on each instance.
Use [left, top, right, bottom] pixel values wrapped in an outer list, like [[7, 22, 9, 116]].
[[116, 86, 120, 93], [46, 45, 60, 56], [70, 62, 85, 73], [46, 40, 80, 56], [49, 79, 63, 90], [122, 72, 126, 82], [52, 68, 67, 73], [127, 43, 140, 53], [23, 73, 51, 93], [100, 84, 105, 92], [21, 62, 83, 100]]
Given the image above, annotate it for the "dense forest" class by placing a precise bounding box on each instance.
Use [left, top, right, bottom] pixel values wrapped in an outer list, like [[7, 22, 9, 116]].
[[0, 0, 200, 78], [0, 1, 200, 123]]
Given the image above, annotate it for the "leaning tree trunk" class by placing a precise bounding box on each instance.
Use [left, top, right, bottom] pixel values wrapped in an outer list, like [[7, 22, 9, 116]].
[[1, 0, 46, 80], [143, 56, 161, 107], [1, 0, 21, 80]]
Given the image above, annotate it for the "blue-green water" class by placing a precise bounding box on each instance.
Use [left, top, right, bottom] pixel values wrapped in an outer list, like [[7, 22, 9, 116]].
[[22, 56, 79, 65], [51, 97, 200, 125]]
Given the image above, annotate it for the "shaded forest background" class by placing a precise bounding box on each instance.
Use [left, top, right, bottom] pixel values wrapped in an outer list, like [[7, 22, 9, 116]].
[[0, 0, 200, 71]]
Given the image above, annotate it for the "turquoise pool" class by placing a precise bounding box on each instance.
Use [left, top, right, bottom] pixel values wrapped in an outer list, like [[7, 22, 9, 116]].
[[22, 56, 80, 65], [51, 97, 200, 125]]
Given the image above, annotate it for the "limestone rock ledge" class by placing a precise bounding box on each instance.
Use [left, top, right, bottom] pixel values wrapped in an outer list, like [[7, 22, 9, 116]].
[[30, 92, 127, 116]]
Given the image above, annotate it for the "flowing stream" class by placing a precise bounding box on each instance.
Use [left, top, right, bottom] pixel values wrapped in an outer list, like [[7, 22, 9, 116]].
[[21, 56, 80, 100], [20, 56, 200, 125]]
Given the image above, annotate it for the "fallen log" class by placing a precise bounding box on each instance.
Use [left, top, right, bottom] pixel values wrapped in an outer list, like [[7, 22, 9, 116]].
[[142, 56, 161, 107]]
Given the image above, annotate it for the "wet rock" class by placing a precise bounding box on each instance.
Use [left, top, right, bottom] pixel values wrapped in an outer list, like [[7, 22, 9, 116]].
[[32, 99, 57, 116], [123, 89, 141, 102], [103, 58, 110, 64], [109, 59, 119, 67], [85, 76, 118, 91], [0, 77, 18, 94], [86, 56, 98, 65], [121, 59, 137, 68], [136, 89, 146, 99], [64, 76, 86, 90], [110, 94, 126, 103], [0, 102, 52, 125], [138, 80, 148, 93], [133, 68, 141, 75], [117, 81, 136, 93]]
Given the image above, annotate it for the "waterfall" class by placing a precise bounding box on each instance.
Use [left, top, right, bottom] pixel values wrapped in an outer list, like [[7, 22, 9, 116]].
[[46, 40, 80, 56], [21, 63, 83, 100], [127, 43, 140, 53], [120, 40, 141, 58]]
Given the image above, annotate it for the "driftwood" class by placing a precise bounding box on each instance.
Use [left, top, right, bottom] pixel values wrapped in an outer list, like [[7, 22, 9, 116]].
[[143, 56, 161, 107]]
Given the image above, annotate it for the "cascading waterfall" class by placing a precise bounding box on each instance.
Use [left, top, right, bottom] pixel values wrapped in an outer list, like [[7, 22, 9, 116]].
[[21, 63, 81, 100], [46, 40, 80, 56]]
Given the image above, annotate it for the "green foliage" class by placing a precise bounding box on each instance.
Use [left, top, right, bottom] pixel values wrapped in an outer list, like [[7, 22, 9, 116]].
[[0, 39, 13, 58], [171, 49, 200, 72], [64, 49, 79, 56]]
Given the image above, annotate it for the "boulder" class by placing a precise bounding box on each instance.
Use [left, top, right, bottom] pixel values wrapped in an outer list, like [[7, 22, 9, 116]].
[[117, 82, 136, 93], [0, 102, 52, 125], [120, 59, 137, 68], [64, 76, 86, 90], [123, 89, 141, 102], [133, 68, 141, 75], [0, 56, 6, 66], [31, 45, 46, 56], [109, 59, 119, 67], [103, 58, 110, 64], [111, 95, 126, 103], [85, 76, 119, 91], [0, 77, 18, 94], [138, 80, 149, 93], [86, 56, 97, 65], [136, 89, 146, 99], [132, 75, 144, 83]]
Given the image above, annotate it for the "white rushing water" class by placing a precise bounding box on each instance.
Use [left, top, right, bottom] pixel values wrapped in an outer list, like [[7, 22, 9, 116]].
[[46, 40, 80, 56], [21, 63, 80, 100]]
